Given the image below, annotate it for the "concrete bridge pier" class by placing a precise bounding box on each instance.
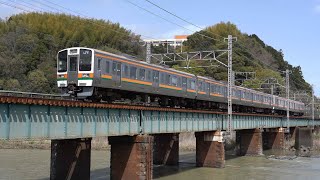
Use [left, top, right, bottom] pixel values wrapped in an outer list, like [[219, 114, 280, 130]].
[[153, 133, 179, 165], [50, 138, 92, 180], [290, 127, 298, 140], [195, 131, 225, 168], [108, 135, 153, 180], [295, 127, 313, 156], [263, 128, 285, 150], [237, 128, 263, 156]]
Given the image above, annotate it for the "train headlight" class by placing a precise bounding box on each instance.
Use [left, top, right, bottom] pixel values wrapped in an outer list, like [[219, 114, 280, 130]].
[[58, 74, 65, 78], [82, 73, 90, 78]]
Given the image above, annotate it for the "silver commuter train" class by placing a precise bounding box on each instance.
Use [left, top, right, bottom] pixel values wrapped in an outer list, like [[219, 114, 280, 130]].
[[57, 47, 305, 115]]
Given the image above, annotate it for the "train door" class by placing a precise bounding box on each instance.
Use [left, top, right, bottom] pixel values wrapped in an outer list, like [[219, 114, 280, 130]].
[[182, 77, 187, 95], [205, 82, 210, 98], [112, 61, 121, 87], [152, 70, 159, 92], [67, 55, 78, 85], [94, 58, 102, 84]]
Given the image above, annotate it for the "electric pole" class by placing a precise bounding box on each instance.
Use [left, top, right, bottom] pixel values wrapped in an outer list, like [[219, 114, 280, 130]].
[[224, 35, 237, 134], [285, 69, 290, 133], [146, 41, 151, 63], [312, 84, 315, 130]]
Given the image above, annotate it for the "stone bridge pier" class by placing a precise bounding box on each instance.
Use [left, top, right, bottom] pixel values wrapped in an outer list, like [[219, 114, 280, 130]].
[[108, 135, 153, 180], [153, 133, 179, 165], [50, 138, 92, 180], [236, 128, 263, 156], [263, 128, 285, 150], [195, 131, 225, 168]]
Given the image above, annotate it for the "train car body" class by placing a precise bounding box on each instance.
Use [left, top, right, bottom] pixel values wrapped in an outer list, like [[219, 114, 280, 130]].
[[57, 47, 305, 115]]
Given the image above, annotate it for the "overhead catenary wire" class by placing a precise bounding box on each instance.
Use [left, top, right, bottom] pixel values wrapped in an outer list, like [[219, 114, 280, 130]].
[[128, 0, 308, 92], [2, 0, 157, 47], [144, 0, 225, 41], [124, 0, 221, 42]]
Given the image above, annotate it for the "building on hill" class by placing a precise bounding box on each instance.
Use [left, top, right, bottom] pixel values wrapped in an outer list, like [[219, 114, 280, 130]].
[[143, 35, 188, 52]]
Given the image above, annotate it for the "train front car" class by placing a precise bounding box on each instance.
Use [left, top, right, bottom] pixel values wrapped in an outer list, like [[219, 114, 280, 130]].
[[57, 47, 94, 99]]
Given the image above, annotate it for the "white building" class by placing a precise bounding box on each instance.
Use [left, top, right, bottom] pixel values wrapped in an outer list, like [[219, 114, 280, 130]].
[[143, 35, 188, 49]]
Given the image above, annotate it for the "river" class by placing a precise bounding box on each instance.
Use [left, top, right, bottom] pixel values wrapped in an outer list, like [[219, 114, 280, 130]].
[[0, 149, 320, 180]]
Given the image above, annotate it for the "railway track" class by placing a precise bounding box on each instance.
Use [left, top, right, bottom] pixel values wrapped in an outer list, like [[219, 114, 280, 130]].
[[0, 90, 312, 119]]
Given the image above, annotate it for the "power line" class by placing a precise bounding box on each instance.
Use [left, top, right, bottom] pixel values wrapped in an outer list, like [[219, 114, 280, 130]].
[[144, 0, 225, 41], [42, 0, 87, 17], [29, 0, 60, 13], [0, 1, 142, 51], [0, 1, 31, 12], [6, 0, 41, 12], [124, 0, 221, 42]]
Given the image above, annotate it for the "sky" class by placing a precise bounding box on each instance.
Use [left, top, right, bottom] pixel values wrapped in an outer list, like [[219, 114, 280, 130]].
[[0, 0, 320, 95]]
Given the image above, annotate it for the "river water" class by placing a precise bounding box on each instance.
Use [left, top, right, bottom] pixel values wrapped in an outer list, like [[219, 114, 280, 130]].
[[0, 149, 320, 180]]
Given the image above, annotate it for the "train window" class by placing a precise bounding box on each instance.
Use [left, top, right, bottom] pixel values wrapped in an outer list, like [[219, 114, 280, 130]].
[[160, 73, 165, 84], [153, 71, 159, 83], [182, 77, 187, 88], [146, 70, 152, 81], [198, 81, 203, 91], [97, 58, 101, 71], [79, 49, 92, 71], [139, 68, 145, 80], [69, 56, 77, 72], [188, 79, 196, 90], [58, 50, 67, 72], [165, 74, 171, 85], [130, 66, 137, 79], [105, 61, 110, 74], [123, 65, 129, 77], [191, 80, 195, 90], [177, 77, 181, 87], [172, 76, 178, 86]]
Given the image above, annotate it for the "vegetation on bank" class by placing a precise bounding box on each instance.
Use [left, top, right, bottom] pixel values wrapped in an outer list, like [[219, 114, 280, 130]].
[[0, 13, 311, 96], [0, 13, 142, 93], [176, 22, 311, 95]]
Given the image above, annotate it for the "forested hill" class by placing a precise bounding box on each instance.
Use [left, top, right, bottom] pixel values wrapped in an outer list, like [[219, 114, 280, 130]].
[[0, 13, 142, 93], [0, 13, 311, 96], [180, 22, 311, 95]]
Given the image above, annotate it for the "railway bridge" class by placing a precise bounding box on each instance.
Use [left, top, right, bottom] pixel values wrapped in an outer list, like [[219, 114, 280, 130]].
[[0, 94, 318, 180]]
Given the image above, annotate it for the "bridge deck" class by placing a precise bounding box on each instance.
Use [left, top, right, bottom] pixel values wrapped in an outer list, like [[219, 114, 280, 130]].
[[0, 96, 318, 140]]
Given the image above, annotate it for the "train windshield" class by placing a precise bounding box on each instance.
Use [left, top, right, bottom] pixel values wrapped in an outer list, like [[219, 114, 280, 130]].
[[57, 50, 67, 72], [79, 49, 92, 71]]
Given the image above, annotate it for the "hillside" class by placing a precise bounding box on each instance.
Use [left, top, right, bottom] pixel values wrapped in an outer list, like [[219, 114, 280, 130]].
[[0, 13, 311, 96], [0, 13, 142, 93], [180, 22, 311, 96]]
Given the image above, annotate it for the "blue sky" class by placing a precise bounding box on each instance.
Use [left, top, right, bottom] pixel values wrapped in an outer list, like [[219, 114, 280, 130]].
[[1, 0, 320, 95]]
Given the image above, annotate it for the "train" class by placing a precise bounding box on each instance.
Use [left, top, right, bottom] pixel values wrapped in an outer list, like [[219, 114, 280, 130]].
[[57, 47, 306, 116]]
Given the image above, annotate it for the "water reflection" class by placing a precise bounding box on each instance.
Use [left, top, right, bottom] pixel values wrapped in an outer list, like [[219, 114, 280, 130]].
[[0, 149, 320, 180]]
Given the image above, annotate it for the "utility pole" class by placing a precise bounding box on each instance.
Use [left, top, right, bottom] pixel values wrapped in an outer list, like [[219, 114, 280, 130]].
[[285, 69, 290, 133], [224, 35, 237, 134], [146, 41, 151, 63], [312, 84, 315, 130]]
